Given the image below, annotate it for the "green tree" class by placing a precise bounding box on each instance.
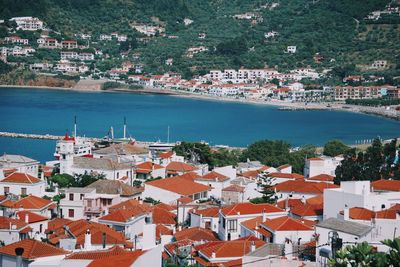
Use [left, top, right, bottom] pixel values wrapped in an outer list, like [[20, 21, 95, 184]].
[[49, 174, 75, 188], [250, 173, 277, 204], [323, 140, 350, 157]]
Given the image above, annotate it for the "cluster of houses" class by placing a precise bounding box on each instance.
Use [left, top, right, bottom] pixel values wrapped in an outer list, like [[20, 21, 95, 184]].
[[0, 134, 399, 267]]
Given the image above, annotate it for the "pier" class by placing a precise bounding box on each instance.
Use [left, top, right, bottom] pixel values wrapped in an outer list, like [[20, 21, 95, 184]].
[[0, 131, 102, 142]]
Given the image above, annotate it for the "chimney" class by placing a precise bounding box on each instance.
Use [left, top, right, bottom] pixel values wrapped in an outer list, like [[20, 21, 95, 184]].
[[285, 197, 289, 210], [15, 247, 24, 267], [84, 229, 92, 250], [262, 209, 267, 222], [24, 213, 29, 224], [102, 232, 106, 249], [211, 252, 216, 258], [343, 207, 350, 221], [250, 241, 256, 252], [301, 196, 306, 204]]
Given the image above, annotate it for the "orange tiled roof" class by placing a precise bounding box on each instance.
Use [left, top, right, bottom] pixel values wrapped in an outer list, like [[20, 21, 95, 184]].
[[166, 161, 197, 172], [276, 198, 304, 210], [221, 203, 284, 216], [198, 236, 265, 259], [175, 227, 219, 242], [159, 151, 174, 159], [66, 246, 130, 259], [307, 174, 334, 182], [290, 203, 323, 217], [388, 203, 400, 211], [240, 216, 263, 231], [273, 180, 338, 194], [16, 210, 48, 223], [375, 209, 397, 219], [176, 172, 202, 181], [12, 195, 53, 210], [268, 172, 304, 180], [88, 250, 144, 267], [1, 172, 42, 184], [109, 199, 150, 213], [261, 216, 314, 231], [46, 218, 72, 233], [343, 207, 375, 221], [0, 239, 68, 260], [222, 184, 245, 192], [191, 207, 220, 218], [306, 194, 324, 206], [0, 216, 27, 229], [199, 171, 229, 182], [152, 206, 176, 225], [136, 162, 164, 172], [307, 157, 323, 161], [146, 176, 211, 196], [99, 207, 150, 223], [371, 179, 400, 192], [154, 202, 175, 211], [240, 170, 259, 179], [156, 224, 173, 240]]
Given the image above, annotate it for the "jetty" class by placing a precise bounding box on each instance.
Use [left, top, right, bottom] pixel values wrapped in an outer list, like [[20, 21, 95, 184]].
[[0, 131, 103, 142]]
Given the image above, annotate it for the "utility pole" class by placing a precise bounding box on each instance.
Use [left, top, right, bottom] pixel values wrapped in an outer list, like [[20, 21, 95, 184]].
[[329, 231, 342, 259]]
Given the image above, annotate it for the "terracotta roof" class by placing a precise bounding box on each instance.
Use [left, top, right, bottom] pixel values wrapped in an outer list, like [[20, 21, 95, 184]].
[[307, 174, 334, 182], [0, 239, 68, 260], [16, 211, 48, 223], [109, 199, 151, 213], [342, 207, 375, 221], [240, 216, 263, 231], [154, 202, 175, 211], [166, 162, 197, 172], [136, 162, 164, 173], [159, 151, 174, 159], [221, 203, 284, 216], [276, 199, 303, 210], [388, 203, 400, 211], [88, 250, 144, 267], [0, 216, 27, 230], [198, 236, 265, 259], [375, 209, 397, 219], [191, 207, 220, 218], [307, 157, 323, 161], [256, 227, 272, 238], [222, 184, 245, 192], [273, 180, 338, 194], [156, 224, 173, 240], [277, 164, 291, 170], [306, 194, 324, 206], [1, 172, 42, 184], [152, 206, 176, 225], [199, 171, 229, 182], [175, 227, 219, 242], [1, 199, 16, 208], [240, 170, 259, 179], [290, 203, 323, 217], [176, 172, 202, 181], [371, 179, 400, 192], [46, 218, 72, 233], [66, 246, 130, 259], [268, 172, 304, 180], [261, 216, 314, 231], [12, 195, 53, 210], [99, 207, 150, 223], [146, 176, 211, 196]]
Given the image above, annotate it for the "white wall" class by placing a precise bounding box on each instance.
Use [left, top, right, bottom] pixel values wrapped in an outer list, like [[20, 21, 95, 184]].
[[0, 181, 46, 196], [0, 230, 23, 245]]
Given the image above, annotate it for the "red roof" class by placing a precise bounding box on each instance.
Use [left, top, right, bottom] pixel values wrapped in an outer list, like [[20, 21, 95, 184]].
[[136, 162, 164, 173], [276, 198, 304, 210], [268, 172, 304, 180], [0, 216, 27, 230], [273, 180, 338, 194], [221, 203, 283, 216], [261, 216, 314, 231], [1, 172, 42, 184], [99, 207, 150, 223], [306, 195, 324, 206], [152, 206, 176, 225], [191, 207, 220, 218], [156, 224, 173, 240], [175, 227, 219, 242], [16, 211, 48, 223], [290, 203, 323, 217], [199, 171, 229, 182], [66, 246, 132, 259], [159, 151, 174, 159], [175, 172, 202, 181], [341, 207, 375, 221], [146, 176, 211, 196], [166, 162, 197, 172], [0, 239, 68, 260], [307, 157, 323, 161], [307, 174, 334, 182], [88, 250, 144, 267], [12, 195, 53, 210], [240, 216, 263, 231], [371, 179, 400, 192], [109, 199, 150, 213], [222, 184, 245, 192]]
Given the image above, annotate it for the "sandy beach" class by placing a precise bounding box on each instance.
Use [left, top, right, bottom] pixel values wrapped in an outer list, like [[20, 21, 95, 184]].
[[1, 83, 399, 121]]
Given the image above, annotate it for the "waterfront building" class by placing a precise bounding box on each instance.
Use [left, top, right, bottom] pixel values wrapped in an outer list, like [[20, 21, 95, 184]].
[[0, 154, 39, 178]]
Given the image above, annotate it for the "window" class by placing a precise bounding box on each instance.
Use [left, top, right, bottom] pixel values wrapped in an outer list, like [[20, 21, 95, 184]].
[[68, 209, 74, 218], [222, 218, 226, 229], [117, 172, 120, 179], [87, 199, 92, 207], [39, 224, 43, 233], [21, 188, 27, 195], [69, 193, 74, 201], [80, 194, 84, 200], [227, 220, 237, 232], [4, 187, 9, 194]]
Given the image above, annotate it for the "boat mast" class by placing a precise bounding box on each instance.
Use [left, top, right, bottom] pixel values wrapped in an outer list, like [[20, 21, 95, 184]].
[[74, 115, 77, 137], [123, 116, 127, 140]]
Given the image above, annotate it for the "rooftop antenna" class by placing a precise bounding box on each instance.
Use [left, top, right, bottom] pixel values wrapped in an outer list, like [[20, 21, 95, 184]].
[[74, 115, 77, 137], [123, 116, 127, 140], [167, 126, 170, 143]]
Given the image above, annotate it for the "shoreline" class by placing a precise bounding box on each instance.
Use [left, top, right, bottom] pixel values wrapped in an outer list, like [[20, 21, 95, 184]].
[[1, 84, 399, 121]]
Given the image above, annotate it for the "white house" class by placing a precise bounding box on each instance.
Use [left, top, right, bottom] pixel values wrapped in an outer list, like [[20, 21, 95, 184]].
[[287, 46, 297, 53], [189, 207, 220, 232], [194, 171, 230, 199], [9, 17, 44, 31], [274, 180, 339, 201], [303, 156, 343, 178], [0, 154, 39, 178], [0, 216, 31, 245], [15, 210, 48, 238], [143, 176, 211, 204], [0, 172, 46, 196], [218, 202, 286, 241]]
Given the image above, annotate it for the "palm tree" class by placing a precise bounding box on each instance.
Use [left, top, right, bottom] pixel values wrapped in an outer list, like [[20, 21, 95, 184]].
[[381, 238, 400, 267]]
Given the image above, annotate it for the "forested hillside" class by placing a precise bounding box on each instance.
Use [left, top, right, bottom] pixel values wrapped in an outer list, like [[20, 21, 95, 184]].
[[1, 0, 398, 78]]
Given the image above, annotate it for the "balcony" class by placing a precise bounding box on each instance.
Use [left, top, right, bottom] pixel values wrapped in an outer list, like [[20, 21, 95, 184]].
[[84, 206, 103, 214]]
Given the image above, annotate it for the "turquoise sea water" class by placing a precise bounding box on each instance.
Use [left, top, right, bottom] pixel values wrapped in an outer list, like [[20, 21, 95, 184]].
[[0, 87, 399, 162]]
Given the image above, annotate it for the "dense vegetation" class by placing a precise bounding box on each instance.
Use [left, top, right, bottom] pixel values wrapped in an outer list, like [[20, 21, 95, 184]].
[[1, 0, 399, 78]]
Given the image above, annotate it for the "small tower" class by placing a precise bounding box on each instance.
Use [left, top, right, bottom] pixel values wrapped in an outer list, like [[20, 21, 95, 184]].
[[59, 133, 75, 174]]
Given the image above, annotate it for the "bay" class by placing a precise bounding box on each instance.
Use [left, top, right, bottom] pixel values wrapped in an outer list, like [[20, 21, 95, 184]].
[[0, 87, 399, 162]]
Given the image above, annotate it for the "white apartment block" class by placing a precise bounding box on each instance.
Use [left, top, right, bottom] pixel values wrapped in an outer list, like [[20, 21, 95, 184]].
[[10, 17, 44, 31]]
